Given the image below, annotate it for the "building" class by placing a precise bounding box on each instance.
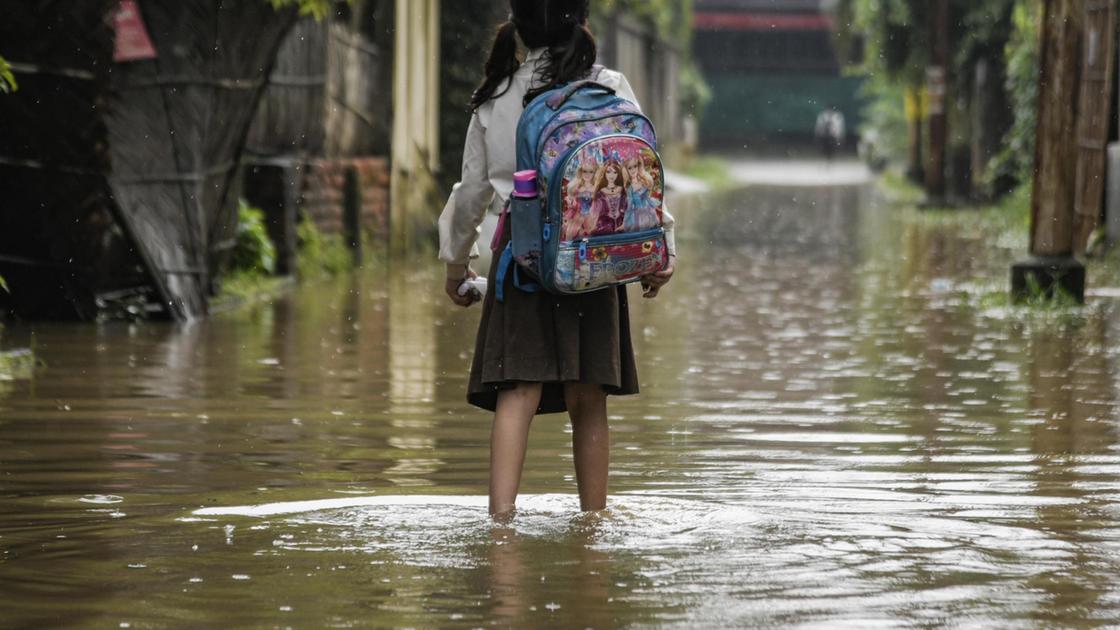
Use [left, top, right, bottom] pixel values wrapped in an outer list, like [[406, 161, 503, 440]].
[[693, 0, 862, 148]]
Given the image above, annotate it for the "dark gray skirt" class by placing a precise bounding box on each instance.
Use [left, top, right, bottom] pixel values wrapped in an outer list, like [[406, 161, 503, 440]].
[[466, 220, 640, 414]]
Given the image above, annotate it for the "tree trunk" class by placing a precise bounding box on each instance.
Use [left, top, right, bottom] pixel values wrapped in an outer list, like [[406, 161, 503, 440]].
[[971, 56, 1012, 199], [1030, 0, 1083, 256]]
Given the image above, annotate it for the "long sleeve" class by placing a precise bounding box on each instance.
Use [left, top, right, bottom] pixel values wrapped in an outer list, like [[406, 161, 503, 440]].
[[606, 72, 678, 257], [438, 112, 496, 279], [661, 206, 677, 257]]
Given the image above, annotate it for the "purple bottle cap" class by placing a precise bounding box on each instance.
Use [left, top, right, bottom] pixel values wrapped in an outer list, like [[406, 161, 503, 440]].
[[512, 170, 538, 198]]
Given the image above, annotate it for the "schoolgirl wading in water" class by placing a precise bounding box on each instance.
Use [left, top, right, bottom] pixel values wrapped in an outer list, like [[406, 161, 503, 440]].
[[438, 0, 677, 517]]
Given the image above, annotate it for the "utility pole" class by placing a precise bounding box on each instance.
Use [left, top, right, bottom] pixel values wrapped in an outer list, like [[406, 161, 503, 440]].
[[923, 0, 950, 202], [1011, 0, 1085, 302]]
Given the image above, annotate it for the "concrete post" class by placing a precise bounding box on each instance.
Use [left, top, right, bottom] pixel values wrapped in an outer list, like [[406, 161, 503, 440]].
[[389, 0, 441, 257]]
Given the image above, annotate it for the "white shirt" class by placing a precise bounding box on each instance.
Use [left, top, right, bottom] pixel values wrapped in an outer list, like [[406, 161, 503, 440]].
[[437, 47, 677, 279]]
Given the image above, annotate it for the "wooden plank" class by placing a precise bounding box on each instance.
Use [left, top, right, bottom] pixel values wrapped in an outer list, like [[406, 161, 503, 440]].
[[1073, 0, 1117, 253]]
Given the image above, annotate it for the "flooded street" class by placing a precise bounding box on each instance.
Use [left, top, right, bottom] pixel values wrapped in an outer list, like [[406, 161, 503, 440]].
[[3, 177, 1120, 628]]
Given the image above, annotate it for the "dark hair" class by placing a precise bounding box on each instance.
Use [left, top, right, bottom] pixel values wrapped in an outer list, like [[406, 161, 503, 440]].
[[469, 0, 597, 111]]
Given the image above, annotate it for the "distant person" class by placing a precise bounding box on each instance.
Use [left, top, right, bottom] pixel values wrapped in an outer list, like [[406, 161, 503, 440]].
[[437, 0, 678, 518], [815, 107, 846, 160]]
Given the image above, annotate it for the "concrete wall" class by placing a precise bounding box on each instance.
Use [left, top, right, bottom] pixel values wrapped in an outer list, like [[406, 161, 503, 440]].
[[598, 13, 685, 157], [390, 0, 441, 255]]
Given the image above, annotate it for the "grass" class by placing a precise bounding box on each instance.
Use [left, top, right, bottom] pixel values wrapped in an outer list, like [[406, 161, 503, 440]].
[[295, 215, 359, 278], [210, 272, 295, 313], [1085, 234, 1120, 288], [684, 156, 736, 191], [212, 213, 387, 311], [0, 348, 35, 381], [874, 169, 1098, 321], [910, 184, 1032, 252]]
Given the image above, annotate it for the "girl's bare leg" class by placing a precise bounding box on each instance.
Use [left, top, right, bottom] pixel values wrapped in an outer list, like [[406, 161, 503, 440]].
[[564, 383, 610, 511], [490, 383, 543, 516]]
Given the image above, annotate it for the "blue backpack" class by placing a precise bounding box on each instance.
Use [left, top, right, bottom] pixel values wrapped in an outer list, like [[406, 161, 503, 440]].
[[494, 70, 670, 302]]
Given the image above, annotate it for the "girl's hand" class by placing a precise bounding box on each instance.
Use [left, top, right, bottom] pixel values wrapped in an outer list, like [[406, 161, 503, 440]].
[[446, 268, 479, 307], [641, 255, 675, 299]]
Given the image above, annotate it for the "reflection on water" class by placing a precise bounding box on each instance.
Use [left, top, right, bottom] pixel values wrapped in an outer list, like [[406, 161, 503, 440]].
[[3, 179, 1120, 627]]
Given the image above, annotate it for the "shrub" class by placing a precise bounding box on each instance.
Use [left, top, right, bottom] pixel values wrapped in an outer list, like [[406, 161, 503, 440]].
[[230, 199, 277, 275]]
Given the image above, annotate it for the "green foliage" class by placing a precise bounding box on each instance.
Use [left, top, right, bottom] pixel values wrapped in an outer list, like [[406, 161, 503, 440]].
[[593, 0, 694, 47], [839, 0, 931, 86], [0, 56, 17, 94], [1018, 272, 1081, 309], [988, 1, 1040, 189], [231, 200, 277, 275], [841, 0, 1034, 190], [0, 275, 8, 293], [296, 215, 353, 277], [684, 156, 734, 191], [593, 0, 710, 121], [215, 272, 292, 307], [856, 74, 909, 169], [267, 0, 336, 20], [0, 349, 35, 381], [679, 60, 712, 118]]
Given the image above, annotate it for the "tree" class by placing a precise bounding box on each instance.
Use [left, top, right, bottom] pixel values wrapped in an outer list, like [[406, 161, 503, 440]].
[[839, 0, 1026, 198]]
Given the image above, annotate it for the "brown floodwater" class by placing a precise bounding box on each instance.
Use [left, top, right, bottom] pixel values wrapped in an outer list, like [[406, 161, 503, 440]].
[[3, 178, 1120, 628]]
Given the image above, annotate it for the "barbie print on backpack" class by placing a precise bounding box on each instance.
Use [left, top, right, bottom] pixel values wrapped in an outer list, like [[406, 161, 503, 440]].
[[437, 0, 677, 517]]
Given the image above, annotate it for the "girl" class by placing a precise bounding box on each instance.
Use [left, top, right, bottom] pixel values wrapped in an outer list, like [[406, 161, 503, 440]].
[[437, 0, 677, 517], [563, 155, 600, 241], [590, 158, 629, 235], [624, 154, 658, 231]]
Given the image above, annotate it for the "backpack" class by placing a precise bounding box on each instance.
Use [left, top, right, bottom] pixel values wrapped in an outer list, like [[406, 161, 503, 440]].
[[494, 68, 670, 302]]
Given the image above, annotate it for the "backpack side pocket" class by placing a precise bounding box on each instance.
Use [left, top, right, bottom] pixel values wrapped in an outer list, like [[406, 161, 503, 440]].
[[510, 195, 543, 275]]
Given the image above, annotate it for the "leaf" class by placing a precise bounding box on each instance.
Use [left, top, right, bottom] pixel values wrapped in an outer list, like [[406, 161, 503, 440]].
[[266, 0, 336, 21], [0, 56, 18, 94]]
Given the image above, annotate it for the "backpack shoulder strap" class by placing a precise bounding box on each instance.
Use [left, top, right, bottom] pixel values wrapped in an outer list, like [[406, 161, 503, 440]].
[[545, 65, 615, 111]]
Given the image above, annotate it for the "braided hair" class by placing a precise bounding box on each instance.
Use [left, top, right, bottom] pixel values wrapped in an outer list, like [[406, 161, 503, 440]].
[[469, 0, 597, 111]]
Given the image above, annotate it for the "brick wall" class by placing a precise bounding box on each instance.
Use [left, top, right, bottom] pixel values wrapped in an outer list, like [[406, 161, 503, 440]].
[[301, 156, 390, 243]]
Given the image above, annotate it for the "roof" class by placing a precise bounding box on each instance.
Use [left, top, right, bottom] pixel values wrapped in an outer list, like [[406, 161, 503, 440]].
[[694, 0, 835, 31], [694, 12, 834, 30]]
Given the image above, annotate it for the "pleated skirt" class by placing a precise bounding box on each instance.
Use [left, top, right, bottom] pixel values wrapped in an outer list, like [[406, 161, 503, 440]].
[[466, 219, 640, 414]]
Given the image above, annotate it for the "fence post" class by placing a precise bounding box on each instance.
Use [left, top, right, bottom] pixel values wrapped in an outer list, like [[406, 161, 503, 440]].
[[343, 165, 363, 267]]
